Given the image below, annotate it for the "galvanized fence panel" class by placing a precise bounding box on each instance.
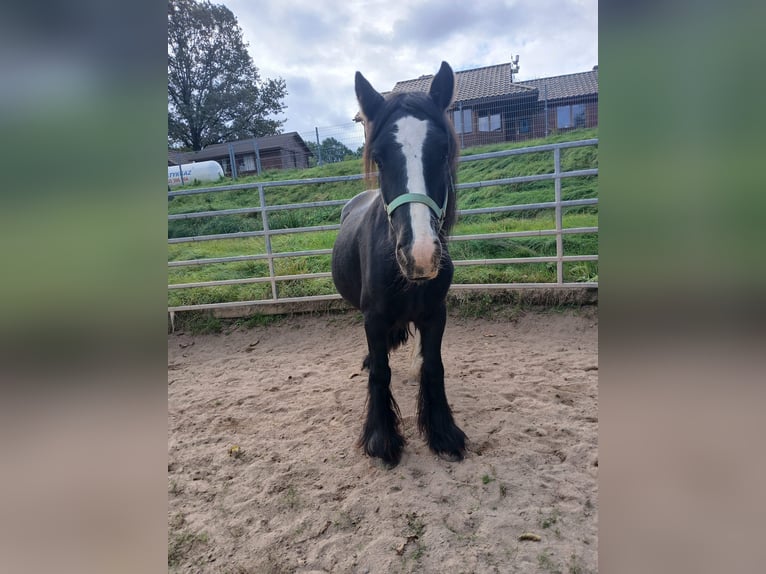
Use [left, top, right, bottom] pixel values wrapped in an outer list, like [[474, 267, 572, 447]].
[[168, 139, 598, 314]]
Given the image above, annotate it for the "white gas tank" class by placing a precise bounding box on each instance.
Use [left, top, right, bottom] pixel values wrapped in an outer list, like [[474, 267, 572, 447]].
[[168, 161, 224, 188]]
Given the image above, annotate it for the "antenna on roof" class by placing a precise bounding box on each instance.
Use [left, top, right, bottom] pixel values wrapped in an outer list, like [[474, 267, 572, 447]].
[[510, 55, 520, 82]]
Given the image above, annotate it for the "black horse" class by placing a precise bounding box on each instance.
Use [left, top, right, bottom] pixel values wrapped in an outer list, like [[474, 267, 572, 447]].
[[331, 62, 467, 466]]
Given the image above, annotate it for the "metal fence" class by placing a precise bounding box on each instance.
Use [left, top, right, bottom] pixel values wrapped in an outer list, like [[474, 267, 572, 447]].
[[168, 138, 598, 315]]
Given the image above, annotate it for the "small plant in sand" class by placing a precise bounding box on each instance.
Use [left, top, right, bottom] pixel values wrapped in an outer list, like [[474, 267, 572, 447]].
[[540, 508, 560, 530], [481, 473, 495, 485], [282, 485, 300, 510], [169, 479, 183, 495], [568, 552, 589, 574], [396, 512, 427, 563], [333, 511, 356, 531], [537, 550, 558, 572], [405, 512, 425, 538], [168, 527, 209, 568], [538, 508, 563, 539]]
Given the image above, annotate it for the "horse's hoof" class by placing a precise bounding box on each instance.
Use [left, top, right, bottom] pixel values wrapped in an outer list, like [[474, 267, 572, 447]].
[[436, 451, 464, 462], [360, 430, 404, 467], [427, 425, 467, 462]]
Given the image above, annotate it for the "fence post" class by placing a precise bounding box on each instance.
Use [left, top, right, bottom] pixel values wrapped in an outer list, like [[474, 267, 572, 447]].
[[554, 146, 563, 284], [315, 127, 323, 166], [228, 143, 237, 179], [258, 183, 278, 300], [253, 138, 262, 174], [544, 84, 549, 136]]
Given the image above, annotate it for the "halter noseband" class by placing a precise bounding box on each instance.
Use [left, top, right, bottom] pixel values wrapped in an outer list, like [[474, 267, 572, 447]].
[[384, 191, 448, 224], [383, 167, 453, 228]]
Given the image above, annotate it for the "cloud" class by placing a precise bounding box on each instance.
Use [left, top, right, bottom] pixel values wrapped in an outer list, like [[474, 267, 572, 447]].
[[224, 0, 597, 134]]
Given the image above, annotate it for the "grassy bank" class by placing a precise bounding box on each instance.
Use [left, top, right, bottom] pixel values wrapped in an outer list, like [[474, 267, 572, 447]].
[[168, 128, 598, 307]]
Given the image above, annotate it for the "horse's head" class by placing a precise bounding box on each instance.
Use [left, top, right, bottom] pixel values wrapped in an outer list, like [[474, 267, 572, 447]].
[[355, 61, 458, 282]]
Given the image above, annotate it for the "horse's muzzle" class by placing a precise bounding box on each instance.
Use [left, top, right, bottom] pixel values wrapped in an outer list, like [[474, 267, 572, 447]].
[[396, 241, 442, 281]]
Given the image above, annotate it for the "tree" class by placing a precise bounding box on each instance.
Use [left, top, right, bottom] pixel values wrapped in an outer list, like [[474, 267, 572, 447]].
[[306, 137, 355, 165], [168, 0, 287, 150]]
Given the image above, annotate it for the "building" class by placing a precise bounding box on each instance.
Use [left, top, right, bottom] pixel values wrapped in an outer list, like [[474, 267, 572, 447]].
[[168, 150, 186, 166], [170, 132, 314, 176], [389, 63, 598, 148]]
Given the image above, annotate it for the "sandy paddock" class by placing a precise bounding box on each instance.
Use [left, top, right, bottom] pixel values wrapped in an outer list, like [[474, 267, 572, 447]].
[[168, 307, 598, 573]]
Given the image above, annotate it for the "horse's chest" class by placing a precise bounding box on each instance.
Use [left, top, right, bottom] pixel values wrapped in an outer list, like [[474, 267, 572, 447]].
[[388, 279, 449, 318]]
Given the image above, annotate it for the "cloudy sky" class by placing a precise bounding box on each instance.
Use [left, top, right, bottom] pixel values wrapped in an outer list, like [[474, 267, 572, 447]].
[[227, 0, 597, 137]]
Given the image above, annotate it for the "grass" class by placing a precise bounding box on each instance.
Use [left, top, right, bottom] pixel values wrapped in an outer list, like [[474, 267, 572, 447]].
[[540, 508, 561, 530], [538, 551, 560, 573], [405, 512, 426, 538], [567, 553, 589, 574], [168, 479, 183, 495], [538, 508, 563, 541], [168, 513, 210, 569], [236, 313, 285, 328], [333, 511, 357, 531], [168, 530, 209, 568], [481, 473, 495, 485], [403, 512, 427, 564], [536, 550, 591, 574], [170, 311, 224, 334], [168, 128, 597, 307], [281, 485, 301, 510]]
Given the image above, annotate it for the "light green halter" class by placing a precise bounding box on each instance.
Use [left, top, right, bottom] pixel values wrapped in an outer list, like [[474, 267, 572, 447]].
[[384, 190, 449, 227]]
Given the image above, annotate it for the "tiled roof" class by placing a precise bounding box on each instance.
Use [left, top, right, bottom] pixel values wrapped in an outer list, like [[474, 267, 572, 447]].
[[392, 63, 535, 103], [391, 63, 598, 104], [519, 69, 599, 102], [173, 132, 312, 163]]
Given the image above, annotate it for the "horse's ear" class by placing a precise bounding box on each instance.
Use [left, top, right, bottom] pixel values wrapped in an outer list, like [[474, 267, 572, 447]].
[[355, 71, 385, 123], [428, 61, 455, 111]]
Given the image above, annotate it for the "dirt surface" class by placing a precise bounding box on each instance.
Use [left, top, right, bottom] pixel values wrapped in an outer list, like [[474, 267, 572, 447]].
[[168, 308, 598, 573]]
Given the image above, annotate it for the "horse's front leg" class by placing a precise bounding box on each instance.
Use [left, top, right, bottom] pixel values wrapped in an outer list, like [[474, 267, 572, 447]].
[[416, 304, 467, 460], [359, 313, 405, 466]]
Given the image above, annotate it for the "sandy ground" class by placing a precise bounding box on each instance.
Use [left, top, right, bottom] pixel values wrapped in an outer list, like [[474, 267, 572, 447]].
[[168, 307, 598, 573]]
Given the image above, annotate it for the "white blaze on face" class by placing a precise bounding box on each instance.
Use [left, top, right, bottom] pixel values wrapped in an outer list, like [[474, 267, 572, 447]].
[[394, 116, 438, 276]]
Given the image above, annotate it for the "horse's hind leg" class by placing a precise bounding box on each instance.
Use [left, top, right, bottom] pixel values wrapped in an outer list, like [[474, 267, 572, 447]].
[[416, 304, 467, 460], [359, 313, 405, 466]]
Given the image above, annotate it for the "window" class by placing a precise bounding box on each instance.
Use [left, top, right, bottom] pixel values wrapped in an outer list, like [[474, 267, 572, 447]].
[[518, 118, 530, 134], [573, 104, 586, 127], [478, 113, 501, 132], [557, 106, 572, 128], [557, 103, 587, 129], [453, 108, 472, 134], [238, 154, 256, 172]]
